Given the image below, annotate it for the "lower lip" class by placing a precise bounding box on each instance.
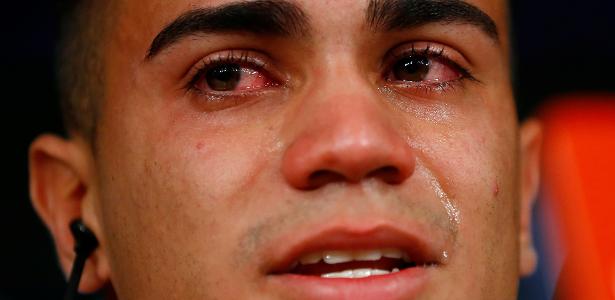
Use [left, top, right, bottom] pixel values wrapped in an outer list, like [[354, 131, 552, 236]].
[[267, 266, 430, 300]]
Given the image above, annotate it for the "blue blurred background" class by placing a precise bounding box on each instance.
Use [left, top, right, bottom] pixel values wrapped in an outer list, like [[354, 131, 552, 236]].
[[2, 0, 614, 299]]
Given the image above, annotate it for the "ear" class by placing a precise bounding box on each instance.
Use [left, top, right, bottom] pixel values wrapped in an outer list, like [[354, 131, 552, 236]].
[[29, 134, 110, 293], [518, 119, 542, 276]]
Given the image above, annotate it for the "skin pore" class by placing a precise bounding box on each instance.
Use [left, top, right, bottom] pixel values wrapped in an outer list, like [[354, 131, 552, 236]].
[[29, 0, 541, 299]]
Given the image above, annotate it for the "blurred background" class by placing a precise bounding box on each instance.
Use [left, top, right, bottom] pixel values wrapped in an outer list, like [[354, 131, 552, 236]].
[[2, 0, 614, 299]]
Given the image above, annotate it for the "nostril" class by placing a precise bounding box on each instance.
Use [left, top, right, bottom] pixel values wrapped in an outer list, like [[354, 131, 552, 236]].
[[366, 166, 403, 184], [307, 170, 346, 189], [306, 166, 404, 189]]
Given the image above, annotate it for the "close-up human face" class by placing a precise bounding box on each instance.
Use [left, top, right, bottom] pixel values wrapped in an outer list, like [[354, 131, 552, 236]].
[[33, 0, 540, 299]]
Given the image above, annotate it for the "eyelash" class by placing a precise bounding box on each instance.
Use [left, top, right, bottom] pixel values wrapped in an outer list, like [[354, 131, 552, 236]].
[[186, 50, 271, 94], [385, 44, 477, 89], [185, 45, 476, 95]]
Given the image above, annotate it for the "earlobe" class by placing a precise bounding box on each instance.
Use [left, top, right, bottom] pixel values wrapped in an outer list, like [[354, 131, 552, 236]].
[[518, 119, 543, 276], [28, 134, 110, 292]]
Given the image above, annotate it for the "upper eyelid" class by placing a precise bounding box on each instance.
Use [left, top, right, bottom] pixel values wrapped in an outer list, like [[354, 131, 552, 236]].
[[194, 51, 270, 76], [203, 50, 266, 67], [389, 44, 444, 60], [382, 42, 470, 70], [382, 43, 475, 80], [185, 50, 274, 91]]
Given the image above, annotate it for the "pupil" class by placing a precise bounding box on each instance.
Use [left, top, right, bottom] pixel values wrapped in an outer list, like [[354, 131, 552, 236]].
[[206, 64, 241, 91], [393, 56, 430, 82]]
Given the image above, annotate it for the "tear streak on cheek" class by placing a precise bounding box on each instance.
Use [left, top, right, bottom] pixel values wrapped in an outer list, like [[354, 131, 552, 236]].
[[431, 176, 461, 233], [416, 164, 461, 235], [408, 140, 461, 235]]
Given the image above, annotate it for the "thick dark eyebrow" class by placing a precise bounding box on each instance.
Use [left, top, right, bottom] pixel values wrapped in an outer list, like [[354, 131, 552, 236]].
[[367, 0, 499, 43], [146, 0, 310, 59]]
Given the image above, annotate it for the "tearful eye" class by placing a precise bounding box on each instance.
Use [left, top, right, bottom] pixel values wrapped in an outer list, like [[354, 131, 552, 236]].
[[186, 50, 282, 111], [206, 64, 242, 91], [386, 48, 467, 86], [392, 56, 430, 82]]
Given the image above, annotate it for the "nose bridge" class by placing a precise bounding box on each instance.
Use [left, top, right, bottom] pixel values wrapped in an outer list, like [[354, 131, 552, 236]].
[[294, 51, 388, 138], [312, 90, 394, 156], [281, 67, 416, 190]]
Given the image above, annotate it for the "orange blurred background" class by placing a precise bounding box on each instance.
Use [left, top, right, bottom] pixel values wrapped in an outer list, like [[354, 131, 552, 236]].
[[540, 96, 615, 300]]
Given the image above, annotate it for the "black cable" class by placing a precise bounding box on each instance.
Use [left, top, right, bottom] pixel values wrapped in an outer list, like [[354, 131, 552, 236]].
[[63, 220, 99, 300], [64, 251, 88, 300]]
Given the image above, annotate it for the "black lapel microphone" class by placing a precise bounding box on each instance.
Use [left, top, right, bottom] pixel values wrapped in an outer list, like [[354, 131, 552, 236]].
[[64, 219, 99, 300]]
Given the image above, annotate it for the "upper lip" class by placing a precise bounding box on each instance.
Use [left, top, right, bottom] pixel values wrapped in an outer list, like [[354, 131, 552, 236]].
[[264, 219, 445, 275]]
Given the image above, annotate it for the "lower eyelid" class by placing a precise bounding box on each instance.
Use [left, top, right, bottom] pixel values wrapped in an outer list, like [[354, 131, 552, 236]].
[[384, 77, 467, 97], [189, 88, 288, 112]]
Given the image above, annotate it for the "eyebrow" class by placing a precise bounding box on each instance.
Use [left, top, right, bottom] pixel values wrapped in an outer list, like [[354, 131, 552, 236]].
[[367, 0, 499, 42], [146, 0, 310, 59], [147, 0, 499, 60]]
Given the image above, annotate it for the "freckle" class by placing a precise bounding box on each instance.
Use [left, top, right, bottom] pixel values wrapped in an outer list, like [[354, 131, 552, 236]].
[[196, 142, 204, 150]]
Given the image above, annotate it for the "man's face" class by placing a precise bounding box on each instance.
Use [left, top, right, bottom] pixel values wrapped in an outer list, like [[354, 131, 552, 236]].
[[78, 0, 532, 299]]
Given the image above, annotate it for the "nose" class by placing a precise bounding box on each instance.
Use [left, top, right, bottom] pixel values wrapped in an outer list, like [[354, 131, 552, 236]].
[[282, 92, 416, 190]]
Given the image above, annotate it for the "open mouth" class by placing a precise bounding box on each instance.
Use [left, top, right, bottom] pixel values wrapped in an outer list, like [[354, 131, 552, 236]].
[[285, 248, 436, 279], [264, 225, 444, 299], [267, 225, 442, 279]]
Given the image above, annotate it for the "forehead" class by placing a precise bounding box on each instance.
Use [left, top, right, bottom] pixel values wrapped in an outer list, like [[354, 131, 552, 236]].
[[127, 0, 508, 15]]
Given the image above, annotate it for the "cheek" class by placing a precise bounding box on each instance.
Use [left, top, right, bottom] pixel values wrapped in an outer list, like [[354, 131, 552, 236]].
[[95, 112, 281, 297], [190, 140, 261, 199], [437, 124, 520, 294]]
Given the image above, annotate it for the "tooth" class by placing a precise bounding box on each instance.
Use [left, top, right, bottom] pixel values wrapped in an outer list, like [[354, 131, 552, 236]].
[[323, 251, 353, 264], [321, 270, 353, 278], [321, 268, 391, 279], [392, 268, 400, 273], [369, 269, 390, 276], [382, 248, 403, 259], [299, 252, 322, 265], [352, 269, 373, 278], [353, 250, 382, 261]]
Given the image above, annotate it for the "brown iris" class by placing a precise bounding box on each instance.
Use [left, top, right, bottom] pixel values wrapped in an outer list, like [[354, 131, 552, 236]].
[[206, 64, 241, 91], [392, 56, 430, 82]]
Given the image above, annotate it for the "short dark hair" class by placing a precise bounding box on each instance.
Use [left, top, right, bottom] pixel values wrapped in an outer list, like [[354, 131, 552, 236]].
[[56, 0, 113, 140]]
